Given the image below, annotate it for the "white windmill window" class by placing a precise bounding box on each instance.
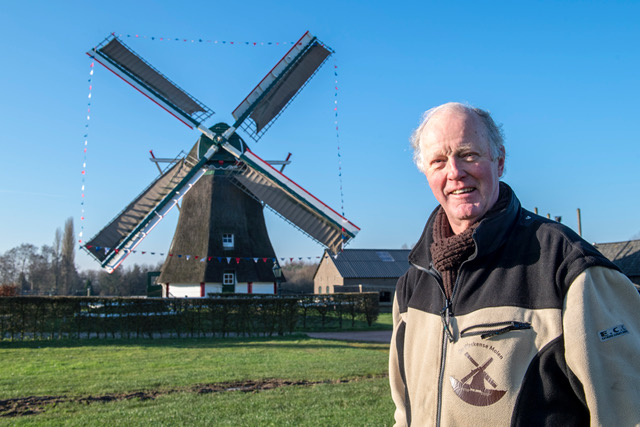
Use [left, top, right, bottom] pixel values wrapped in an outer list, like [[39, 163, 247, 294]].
[[223, 272, 235, 285], [222, 233, 234, 249]]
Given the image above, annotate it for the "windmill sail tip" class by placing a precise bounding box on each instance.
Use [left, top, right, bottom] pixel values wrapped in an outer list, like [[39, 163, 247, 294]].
[[89, 34, 214, 127], [232, 32, 333, 141]]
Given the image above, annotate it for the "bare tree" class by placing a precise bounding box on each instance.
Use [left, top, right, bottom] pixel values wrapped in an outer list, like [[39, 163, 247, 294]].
[[0, 252, 18, 286], [124, 264, 149, 296], [29, 244, 56, 295], [281, 260, 318, 294], [60, 217, 79, 294], [94, 268, 124, 296], [87, 263, 158, 296], [0, 217, 162, 295], [11, 244, 37, 277], [0, 244, 37, 293], [52, 227, 62, 294]]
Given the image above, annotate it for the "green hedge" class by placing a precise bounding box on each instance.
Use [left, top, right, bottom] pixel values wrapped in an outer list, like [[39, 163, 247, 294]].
[[0, 293, 379, 340]]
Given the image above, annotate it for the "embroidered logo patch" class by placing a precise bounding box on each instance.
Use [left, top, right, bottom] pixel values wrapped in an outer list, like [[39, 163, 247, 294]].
[[450, 352, 506, 406], [599, 324, 629, 342]]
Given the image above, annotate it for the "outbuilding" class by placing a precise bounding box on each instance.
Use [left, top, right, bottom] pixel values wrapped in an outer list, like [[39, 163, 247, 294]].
[[594, 239, 640, 290], [313, 249, 411, 310]]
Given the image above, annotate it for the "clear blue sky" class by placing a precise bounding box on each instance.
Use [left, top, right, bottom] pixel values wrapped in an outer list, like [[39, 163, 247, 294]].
[[1, 1, 639, 271]]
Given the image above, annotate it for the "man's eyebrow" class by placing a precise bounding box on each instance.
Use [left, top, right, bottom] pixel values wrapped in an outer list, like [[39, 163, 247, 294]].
[[454, 143, 477, 152], [425, 142, 482, 158]]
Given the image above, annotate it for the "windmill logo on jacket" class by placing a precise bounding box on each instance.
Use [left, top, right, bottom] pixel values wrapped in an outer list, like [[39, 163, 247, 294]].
[[450, 352, 506, 406]]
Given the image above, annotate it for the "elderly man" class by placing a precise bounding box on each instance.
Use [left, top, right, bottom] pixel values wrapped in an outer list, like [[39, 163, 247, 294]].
[[389, 102, 640, 426]]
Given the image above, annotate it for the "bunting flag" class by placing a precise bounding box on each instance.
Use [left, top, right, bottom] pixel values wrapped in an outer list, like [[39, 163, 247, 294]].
[[333, 60, 347, 251], [83, 245, 320, 264], [78, 61, 95, 245], [112, 32, 297, 47]]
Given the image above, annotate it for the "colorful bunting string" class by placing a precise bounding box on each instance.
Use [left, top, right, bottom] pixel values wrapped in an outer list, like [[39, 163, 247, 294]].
[[83, 245, 320, 264], [78, 61, 95, 245], [333, 60, 347, 250], [112, 32, 297, 46]]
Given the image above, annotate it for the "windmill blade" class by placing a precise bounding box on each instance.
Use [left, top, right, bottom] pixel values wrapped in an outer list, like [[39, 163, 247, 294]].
[[83, 143, 219, 273], [87, 35, 214, 129], [223, 145, 359, 254], [232, 31, 333, 141]]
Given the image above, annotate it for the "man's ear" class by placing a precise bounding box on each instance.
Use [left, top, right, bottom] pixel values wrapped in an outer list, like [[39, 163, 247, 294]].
[[497, 146, 505, 177]]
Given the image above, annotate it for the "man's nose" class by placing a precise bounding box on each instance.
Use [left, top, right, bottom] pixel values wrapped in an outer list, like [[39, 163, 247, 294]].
[[446, 158, 466, 179]]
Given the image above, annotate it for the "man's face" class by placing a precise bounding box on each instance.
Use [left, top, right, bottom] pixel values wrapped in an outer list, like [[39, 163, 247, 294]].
[[419, 107, 505, 234]]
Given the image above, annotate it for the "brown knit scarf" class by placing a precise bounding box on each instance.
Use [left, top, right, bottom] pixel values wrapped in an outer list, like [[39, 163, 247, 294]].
[[430, 183, 511, 299]]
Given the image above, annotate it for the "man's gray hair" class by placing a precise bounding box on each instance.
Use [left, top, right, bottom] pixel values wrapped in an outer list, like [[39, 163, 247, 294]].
[[410, 102, 505, 173]]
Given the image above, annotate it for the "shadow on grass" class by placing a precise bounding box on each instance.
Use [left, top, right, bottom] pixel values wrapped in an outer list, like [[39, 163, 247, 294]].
[[0, 334, 389, 351]]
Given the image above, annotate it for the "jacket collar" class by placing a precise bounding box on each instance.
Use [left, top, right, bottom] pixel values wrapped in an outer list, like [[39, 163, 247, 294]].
[[408, 182, 521, 270]]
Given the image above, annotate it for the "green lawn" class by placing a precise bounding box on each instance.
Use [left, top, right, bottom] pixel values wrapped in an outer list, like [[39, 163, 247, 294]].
[[0, 334, 395, 426], [375, 312, 393, 328]]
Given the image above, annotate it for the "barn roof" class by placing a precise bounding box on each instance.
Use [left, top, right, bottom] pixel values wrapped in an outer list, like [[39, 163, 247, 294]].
[[322, 249, 411, 279], [594, 239, 640, 277]]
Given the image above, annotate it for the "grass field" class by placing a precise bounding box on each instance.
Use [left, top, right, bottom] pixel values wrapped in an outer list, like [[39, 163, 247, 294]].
[[0, 314, 395, 426]]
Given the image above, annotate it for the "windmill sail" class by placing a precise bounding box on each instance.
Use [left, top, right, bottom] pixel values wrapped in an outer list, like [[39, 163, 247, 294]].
[[232, 31, 332, 140], [84, 147, 212, 272], [87, 36, 214, 128], [222, 143, 359, 253]]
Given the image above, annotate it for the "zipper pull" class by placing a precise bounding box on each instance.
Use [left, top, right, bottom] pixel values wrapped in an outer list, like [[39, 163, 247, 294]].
[[440, 299, 454, 343], [480, 321, 531, 339]]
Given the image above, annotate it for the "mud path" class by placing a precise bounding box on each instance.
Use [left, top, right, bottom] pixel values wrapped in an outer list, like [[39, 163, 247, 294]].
[[0, 375, 386, 417]]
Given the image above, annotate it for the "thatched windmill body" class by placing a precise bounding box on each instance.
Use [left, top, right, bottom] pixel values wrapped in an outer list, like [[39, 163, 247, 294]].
[[83, 32, 360, 296], [157, 125, 285, 297]]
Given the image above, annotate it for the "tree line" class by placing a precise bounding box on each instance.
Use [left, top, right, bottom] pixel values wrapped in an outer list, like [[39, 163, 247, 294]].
[[1, 218, 318, 297], [0, 218, 161, 296]]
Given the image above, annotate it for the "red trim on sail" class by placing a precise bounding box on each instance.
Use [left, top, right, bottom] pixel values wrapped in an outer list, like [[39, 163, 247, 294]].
[[87, 53, 194, 129]]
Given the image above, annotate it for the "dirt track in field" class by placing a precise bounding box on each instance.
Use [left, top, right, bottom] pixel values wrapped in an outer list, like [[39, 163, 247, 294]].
[[0, 376, 386, 417]]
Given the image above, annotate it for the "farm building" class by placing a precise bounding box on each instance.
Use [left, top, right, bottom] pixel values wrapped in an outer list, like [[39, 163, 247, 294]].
[[594, 239, 640, 290], [313, 249, 411, 309]]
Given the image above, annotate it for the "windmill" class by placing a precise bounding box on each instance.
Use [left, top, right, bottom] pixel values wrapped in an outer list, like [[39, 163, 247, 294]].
[[450, 353, 506, 406], [82, 32, 359, 296]]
